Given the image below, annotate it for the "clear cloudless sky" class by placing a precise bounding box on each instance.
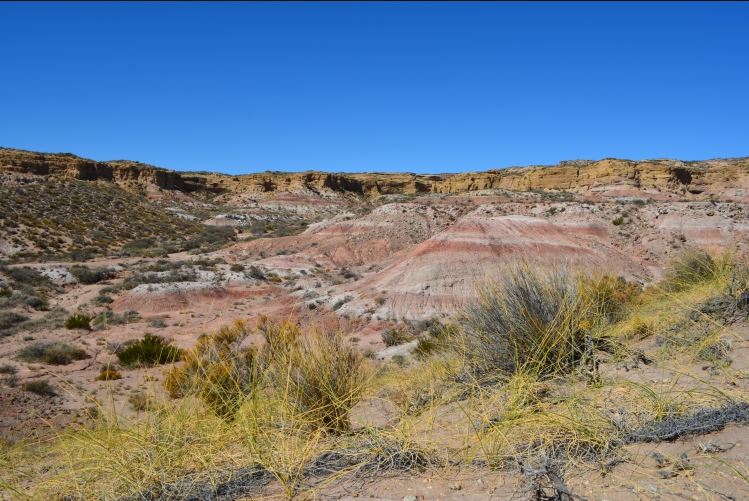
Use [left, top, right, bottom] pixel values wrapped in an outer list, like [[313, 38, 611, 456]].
[[1, 1, 748, 174]]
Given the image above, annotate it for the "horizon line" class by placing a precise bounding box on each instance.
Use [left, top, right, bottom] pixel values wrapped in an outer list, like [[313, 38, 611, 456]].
[[2, 145, 747, 177]]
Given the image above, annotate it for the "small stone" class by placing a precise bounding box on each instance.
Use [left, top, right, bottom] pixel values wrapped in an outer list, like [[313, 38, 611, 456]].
[[402, 496, 417, 501], [651, 451, 669, 468], [657, 469, 677, 479], [449, 483, 462, 491]]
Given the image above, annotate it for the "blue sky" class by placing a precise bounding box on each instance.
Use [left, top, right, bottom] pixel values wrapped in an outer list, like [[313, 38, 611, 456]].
[[1, 2, 747, 174]]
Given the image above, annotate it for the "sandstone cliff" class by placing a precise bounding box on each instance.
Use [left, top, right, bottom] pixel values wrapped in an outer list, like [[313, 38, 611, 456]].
[[1, 147, 747, 200]]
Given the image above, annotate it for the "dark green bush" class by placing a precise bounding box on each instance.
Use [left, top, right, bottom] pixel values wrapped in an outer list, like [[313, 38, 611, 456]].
[[247, 265, 266, 280], [19, 342, 89, 365], [69, 248, 96, 262], [0, 311, 28, 331], [96, 366, 122, 381], [121, 238, 156, 254], [413, 322, 458, 359], [18, 292, 48, 310], [23, 379, 56, 396], [381, 328, 414, 347], [0, 285, 48, 311], [5, 267, 51, 287], [65, 313, 92, 330], [0, 363, 17, 374], [181, 225, 235, 251], [92, 294, 113, 305], [413, 336, 438, 359], [92, 310, 140, 330], [69, 265, 114, 285], [116, 334, 183, 368]]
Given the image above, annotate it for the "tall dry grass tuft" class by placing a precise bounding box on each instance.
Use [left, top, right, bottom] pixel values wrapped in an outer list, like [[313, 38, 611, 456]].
[[282, 331, 367, 433], [579, 274, 641, 323], [165, 320, 259, 419], [461, 264, 592, 377], [21, 398, 241, 500], [166, 317, 366, 433], [660, 247, 725, 292], [257, 315, 302, 363]]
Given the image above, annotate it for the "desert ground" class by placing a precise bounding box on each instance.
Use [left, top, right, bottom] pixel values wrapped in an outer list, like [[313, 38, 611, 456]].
[[1, 148, 749, 500]]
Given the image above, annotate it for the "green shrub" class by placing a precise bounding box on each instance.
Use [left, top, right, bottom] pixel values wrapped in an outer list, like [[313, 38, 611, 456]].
[[229, 263, 245, 272], [0, 311, 28, 330], [612, 216, 625, 226], [391, 354, 407, 367], [92, 310, 140, 330], [18, 342, 89, 365], [413, 337, 438, 359], [247, 265, 266, 280], [95, 366, 122, 381], [5, 267, 51, 287], [69, 265, 114, 285], [115, 334, 183, 368], [23, 379, 56, 396], [18, 292, 48, 310], [121, 238, 155, 254], [0, 363, 17, 375], [92, 294, 113, 305], [65, 313, 92, 330], [181, 226, 236, 252], [413, 322, 458, 359], [381, 328, 414, 347]]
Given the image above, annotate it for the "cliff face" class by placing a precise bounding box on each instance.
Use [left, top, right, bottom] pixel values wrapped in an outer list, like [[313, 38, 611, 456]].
[[1, 147, 747, 200], [0, 149, 188, 191]]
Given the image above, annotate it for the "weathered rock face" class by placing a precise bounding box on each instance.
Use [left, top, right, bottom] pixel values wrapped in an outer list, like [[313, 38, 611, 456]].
[[1, 147, 748, 200], [0, 149, 187, 190]]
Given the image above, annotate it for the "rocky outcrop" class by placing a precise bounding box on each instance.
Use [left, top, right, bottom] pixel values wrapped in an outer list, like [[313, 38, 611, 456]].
[[1, 147, 747, 200], [0, 148, 187, 190]]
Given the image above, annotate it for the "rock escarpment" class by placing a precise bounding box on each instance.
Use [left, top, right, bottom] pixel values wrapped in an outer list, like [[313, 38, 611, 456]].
[[1, 147, 747, 200]]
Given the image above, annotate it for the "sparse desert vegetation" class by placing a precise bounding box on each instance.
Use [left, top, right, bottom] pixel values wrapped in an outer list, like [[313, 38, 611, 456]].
[[0, 179, 236, 262], [17, 341, 89, 365], [2, 249, 748, 500], [114, 334, 183, 368]]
